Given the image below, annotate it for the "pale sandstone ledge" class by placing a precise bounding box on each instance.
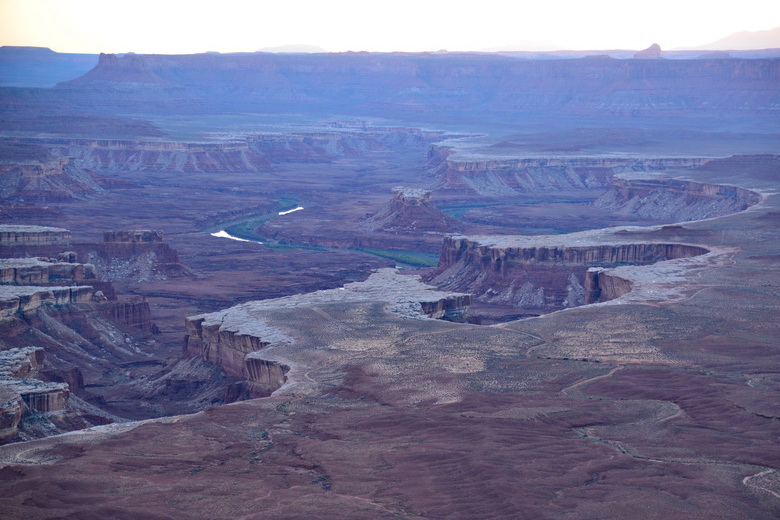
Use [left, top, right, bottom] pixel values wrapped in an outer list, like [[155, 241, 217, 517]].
[[188, 268, 470, 336], [0, 225, 71, 247], [185, 269, 471, 391], [0, 285, 94, 320], [0, 258, 97, 285]]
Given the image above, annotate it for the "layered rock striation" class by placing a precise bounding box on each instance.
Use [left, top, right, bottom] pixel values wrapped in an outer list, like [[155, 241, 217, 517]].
[[73, 229, 188, 282], [427, 233, 708, 310], [0, 347, 70, 437], [594, 177, 762, 221], [0, 157, 105, 202], [0, 225, 70, 247], [0, 285, 94, 320], [427, 147, 709, 195], [0, 257, 97, 285]]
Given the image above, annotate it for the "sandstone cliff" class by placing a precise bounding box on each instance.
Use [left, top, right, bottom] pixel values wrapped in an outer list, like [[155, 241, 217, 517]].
[[594, 177, 762, 221], [0, 225, 70, 247], [0, 257, 97, 285], [0, 285, 94, 320], [427, 234, 708, 310], [427, 147, 709, 195], [0, 347, 70, 439]]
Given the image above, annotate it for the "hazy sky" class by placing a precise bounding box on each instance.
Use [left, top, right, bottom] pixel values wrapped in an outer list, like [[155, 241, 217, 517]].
[[1, 0, 778, 54]]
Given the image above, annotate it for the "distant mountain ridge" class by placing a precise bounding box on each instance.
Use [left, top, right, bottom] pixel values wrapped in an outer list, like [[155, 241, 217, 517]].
[[51, 52, 778, 121], [686, 27, 780, 50]]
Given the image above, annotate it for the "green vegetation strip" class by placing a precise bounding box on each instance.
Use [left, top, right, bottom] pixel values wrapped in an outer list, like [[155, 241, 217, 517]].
[[356, 248, 440, 267]]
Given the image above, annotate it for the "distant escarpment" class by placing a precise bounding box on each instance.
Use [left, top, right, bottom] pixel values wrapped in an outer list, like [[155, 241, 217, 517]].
[[185, 269, 470, 399], [50, 53, 779, 121], [428, 147, 762, 222], [0, 155, 106, 202], [361, 187, 462, 234], [3, 127, 441, 177], [594, 177, 762, 221], [42, 138, 271, 173], [247, 127, 444, 163], [428, 146, 708, 195], [427, 234, 708, 311]]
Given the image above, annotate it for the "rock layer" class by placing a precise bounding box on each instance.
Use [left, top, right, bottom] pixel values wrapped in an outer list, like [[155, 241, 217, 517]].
[[428, 234, 708, 310], [428, 148, 709, 195], [0, 225, 70, 247], [594, 177, 762, 221]]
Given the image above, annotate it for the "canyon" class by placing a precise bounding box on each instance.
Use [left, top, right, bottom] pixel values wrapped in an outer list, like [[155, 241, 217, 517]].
[[0, 48, 778, 519]]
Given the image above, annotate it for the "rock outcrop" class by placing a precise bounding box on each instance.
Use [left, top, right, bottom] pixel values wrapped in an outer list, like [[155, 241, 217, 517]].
[[0, 285, 94, 320], [73, 230, 189, 282], [99, 300, 157, 333], [103, 230, 163, 243], [361, 187, 462, 233], [427, 233, 708, 310], [0, 225, 70, 247], [634, 44, 663, 59], [584, 268, 633, 303], [0, 257, 97, 285], [0, 347, 70, 438]]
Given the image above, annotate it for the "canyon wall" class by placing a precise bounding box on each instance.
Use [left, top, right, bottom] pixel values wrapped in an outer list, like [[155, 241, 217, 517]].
[[584, 268, 634, 304], [51, 53, 779, 121], [0, 347, 70, 438], [594, 177, 762, 221], [0, 258, 97, 285], [0, 225, 70, 247], [184, 316, 288, 399], [0, 285, 94, 320], [100, 300, 156, 333], [428, 236, 708, 310], [3, 128, 441, 179], [0, 158, 105, 202], [427, 148, 710, 195]]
